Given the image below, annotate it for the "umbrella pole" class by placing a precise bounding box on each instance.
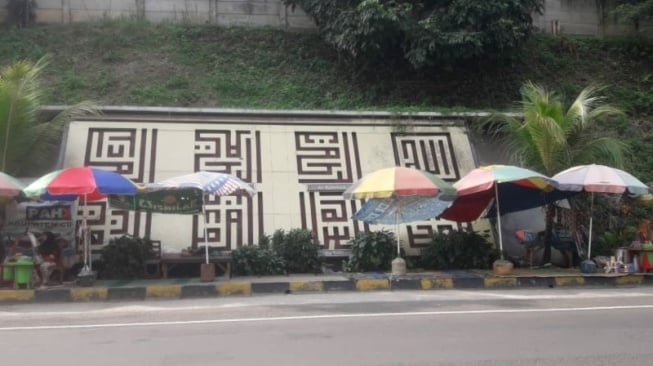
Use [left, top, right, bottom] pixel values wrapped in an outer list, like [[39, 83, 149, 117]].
[[495, 184, 504, 260], [86, 193, 93, 271], [202, 194, 209, 264], [79, 197, 87, 271], [588, 192, 594, 260], [396, 206, 401, 257]]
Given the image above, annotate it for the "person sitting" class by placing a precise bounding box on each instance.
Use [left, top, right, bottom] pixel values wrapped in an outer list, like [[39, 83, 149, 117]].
[[38, 232, 61, 265], [27, 232, 63, 286]]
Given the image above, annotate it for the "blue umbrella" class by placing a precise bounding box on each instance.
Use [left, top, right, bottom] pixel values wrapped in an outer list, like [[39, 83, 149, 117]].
[[354, 195, 456, 225]]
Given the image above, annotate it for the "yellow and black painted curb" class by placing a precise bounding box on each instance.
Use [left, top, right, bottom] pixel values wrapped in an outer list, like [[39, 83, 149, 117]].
[[0, 274, 651, 304]]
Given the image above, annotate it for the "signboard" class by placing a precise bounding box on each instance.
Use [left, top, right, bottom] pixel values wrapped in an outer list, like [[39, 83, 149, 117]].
[[109, 189, 203, 214], [4, 201, 77, 243]]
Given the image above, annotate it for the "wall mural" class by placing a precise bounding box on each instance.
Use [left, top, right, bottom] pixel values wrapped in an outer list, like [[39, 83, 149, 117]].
[[82, 127, 157, 255], [191, 129, 263, 249], [66, 114, 477, 255]]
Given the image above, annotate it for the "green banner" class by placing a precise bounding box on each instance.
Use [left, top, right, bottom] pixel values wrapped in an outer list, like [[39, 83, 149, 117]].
[[109, 189, 203, 214]]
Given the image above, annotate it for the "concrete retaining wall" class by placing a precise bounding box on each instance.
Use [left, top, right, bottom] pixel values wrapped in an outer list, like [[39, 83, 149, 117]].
[[0, 0, 649, 36]]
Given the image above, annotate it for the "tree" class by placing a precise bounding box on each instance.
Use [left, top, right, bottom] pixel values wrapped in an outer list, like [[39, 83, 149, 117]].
[[611, 0, 653, 30], [0, 56, 97, 176], [283, 0, 543, 70], [484, 82, 628, 263]]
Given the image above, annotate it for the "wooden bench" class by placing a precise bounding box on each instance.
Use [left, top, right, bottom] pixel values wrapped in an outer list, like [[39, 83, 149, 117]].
[[160, 253, 232, 279]]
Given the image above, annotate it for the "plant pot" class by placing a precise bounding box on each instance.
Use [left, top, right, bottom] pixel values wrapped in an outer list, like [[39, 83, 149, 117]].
[[580, 260, 596, 274], [391, 257, 406, 276], [200, 263, 215, 282], [492, 259, 514, 275]]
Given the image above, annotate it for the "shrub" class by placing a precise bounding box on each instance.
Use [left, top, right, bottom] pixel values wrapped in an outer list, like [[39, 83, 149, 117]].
[[344, 230, 396, 272], [232, 245, 286, 276], [271, 228, 321, 273], [98, 235, 154, 279], [421, 230, 497, 270]]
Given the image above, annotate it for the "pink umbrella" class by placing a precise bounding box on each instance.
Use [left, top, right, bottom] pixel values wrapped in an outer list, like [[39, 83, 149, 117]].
[[553, 164, 649, 259]]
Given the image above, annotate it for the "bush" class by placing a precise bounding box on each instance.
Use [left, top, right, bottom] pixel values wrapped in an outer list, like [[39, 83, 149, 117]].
[[98, 235, 154, 279], [421, 230, 497, 270], [232, 245, 286, 276], [271, 228, 321, 273], [344, 230, 397, 272]]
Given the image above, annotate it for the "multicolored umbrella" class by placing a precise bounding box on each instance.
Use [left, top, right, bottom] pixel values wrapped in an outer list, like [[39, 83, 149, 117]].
[[553, 164, 650, 259], [23, 167, 138, 200], [145, 171, 256, 264], [23, 166, 139, 272], [0, 171, 25, 196], [440, 165, 558, 259], [344, 167, 456, 257], [343, 166, 457, 199]]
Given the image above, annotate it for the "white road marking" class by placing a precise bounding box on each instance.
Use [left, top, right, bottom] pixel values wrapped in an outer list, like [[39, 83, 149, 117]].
[[2, 304, 653, 331]]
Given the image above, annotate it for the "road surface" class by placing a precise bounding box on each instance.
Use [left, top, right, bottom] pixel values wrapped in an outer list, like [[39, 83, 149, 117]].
[[1, 288, 652, 365]]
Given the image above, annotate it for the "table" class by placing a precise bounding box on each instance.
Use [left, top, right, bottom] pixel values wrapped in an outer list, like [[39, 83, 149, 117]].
[[160, 253, 232, 279]]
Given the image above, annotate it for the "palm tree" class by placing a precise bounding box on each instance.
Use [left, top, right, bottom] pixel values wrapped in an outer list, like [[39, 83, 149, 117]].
[[485, 81, 628, 263], [0, 56, 97, 176]]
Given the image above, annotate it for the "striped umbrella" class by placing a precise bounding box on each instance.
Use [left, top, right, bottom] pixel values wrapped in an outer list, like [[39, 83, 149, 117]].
[[146, 171, 256, 197], [553, 164, 650, 259], [343, 167, 456, 257], [23, 167, 138, 200], [145, 171, 256, 264]]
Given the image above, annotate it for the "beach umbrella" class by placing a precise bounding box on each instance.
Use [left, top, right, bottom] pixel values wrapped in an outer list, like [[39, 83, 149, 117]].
[[23, 167, 138, 200], [440, 165, 558, 259], [0, 171, 25, 196], [552, 164, 649, 259], [343, 166, 457, 257], [145, 171, 256, 264], [23, 166, 139, 271]]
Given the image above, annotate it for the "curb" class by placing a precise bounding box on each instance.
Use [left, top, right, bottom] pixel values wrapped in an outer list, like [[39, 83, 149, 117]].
[[0, 274, 651, 304]]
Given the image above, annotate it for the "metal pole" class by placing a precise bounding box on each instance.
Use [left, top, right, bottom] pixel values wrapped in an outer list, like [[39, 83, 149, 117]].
[[203, 194, 209, 264], [78, 197, 87, 271], [396, 207, 401, 257], [85, 193, 92, 271], [495, 184, 504, 260], [587, 192, 594, 259]]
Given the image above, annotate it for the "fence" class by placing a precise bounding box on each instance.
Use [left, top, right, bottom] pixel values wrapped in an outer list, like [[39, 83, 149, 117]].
[[0, 0, 651, 36]]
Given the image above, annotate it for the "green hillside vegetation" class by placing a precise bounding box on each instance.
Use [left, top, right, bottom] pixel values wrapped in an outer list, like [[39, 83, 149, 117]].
[[0, 20, 652, 177]]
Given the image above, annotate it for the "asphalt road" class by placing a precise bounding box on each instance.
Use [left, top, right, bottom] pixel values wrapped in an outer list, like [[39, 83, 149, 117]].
[[2, 288, 653, 366]]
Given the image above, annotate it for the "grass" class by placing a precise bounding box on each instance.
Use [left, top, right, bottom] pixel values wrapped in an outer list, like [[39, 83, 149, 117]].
[[1, 20, 650, 114]]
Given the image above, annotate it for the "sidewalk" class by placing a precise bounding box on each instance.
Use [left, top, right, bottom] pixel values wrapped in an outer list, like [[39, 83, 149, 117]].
[[1, 268, 652, 304]]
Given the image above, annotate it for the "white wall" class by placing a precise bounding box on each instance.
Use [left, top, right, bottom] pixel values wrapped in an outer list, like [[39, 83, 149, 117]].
[[60, 108, 489, 256]]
